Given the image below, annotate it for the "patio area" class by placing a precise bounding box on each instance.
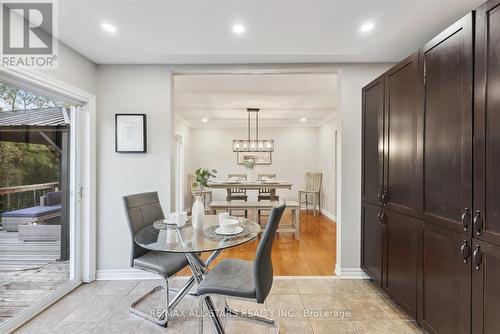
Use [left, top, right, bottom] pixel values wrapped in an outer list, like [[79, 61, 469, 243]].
[[0, 230, 69, 325], [0, 107, 72, 325]]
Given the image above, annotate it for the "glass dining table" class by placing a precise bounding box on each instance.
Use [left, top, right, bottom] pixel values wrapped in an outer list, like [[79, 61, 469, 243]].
[[134, 215, 261, 333]]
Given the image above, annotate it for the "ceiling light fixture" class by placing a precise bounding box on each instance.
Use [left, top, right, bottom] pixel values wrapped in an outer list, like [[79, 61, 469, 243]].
[[202, 118, 208, 123], [300, 118, 307, 122], [233, 108, 274, 153], [232, 24, 245, 34], [101, 23, 117, 33], [360, 22, 375, 33]]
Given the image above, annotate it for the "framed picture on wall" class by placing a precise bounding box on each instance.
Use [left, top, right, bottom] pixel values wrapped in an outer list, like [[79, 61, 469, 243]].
[[237, 152, 272, 165], [115, 114, 147, 153]]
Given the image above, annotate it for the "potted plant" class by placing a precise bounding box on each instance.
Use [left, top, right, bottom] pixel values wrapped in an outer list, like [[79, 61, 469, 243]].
[[191, 168, 217, 229]]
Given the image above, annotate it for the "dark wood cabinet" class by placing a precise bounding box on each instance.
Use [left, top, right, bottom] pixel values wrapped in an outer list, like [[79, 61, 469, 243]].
[[420, 13, 474, 235], [383, 53, 422, 216], [471, 239, 500, 334], [361, 201, 384, 285], [474, 0, 500, 247], [382, 209, 422, 318], [361, 3, 500, 334], [420, 222, 471, 334], [362, 77, 384, 205]]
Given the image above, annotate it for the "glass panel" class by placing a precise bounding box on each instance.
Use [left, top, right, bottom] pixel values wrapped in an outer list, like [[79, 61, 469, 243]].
[[0, 82, 77, 326]]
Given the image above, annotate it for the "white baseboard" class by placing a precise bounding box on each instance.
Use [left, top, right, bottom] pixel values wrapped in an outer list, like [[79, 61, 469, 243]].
[[334, 264, 370, 279], [96, 269, 160, 280], [320, 208, 336, 222]]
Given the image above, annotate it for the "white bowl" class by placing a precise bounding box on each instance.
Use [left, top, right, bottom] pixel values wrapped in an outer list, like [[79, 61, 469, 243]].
[[219, 218, 239, 233]]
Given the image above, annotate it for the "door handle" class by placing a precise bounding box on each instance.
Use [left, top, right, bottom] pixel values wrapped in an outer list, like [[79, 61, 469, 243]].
[[473, 211, 483, 236], [461, 208, 470, 232], [473, 245, 483, 270], [460, 240, 470, 263]]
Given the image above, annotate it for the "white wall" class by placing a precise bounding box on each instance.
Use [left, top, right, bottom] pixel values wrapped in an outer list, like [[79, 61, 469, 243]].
[[188, 127, 321, 203], [40, 42, 97, 95], [90, 63, 394, 278], [317, 119, 338, 219], [335, 63, 394, 277], [96, 65, 174, 272]]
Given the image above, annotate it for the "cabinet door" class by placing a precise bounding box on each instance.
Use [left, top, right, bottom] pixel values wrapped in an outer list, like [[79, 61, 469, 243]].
[[384, 53, 422, 216], [420, 222, 471, 334], [471, 239, 500, 334], [474, 0, 500, 247], [362, 77, 384, 205], [421, 14, 473, 234], [361, 201, 384, 286], [383, 209, 422, 318]]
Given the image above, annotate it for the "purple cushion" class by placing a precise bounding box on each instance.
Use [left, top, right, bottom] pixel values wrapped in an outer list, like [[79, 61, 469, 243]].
[[1, 205, 61, 218]]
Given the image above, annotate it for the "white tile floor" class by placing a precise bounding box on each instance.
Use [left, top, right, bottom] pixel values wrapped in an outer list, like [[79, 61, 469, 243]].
[[14, 278, 426, 334]]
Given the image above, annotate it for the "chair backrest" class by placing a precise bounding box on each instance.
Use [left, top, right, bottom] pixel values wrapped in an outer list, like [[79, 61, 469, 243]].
[[123, 192, 165, 267], [253, 201, 286, 303], [305, 172, 322, 192], [257, 174, 276, 181], [228, 174, 247, 194], [257, 174, 277, 195]]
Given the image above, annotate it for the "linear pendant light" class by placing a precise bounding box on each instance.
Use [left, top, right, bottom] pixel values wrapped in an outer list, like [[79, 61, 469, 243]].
[[233, 108, 274, 152]]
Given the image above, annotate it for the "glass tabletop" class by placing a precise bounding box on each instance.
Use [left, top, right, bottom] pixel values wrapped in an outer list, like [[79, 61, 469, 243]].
[[134, 215, 261, 253]]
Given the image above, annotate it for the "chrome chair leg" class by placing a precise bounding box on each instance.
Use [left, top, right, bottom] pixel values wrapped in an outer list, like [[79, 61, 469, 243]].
[[129, 276, 169, 327], [224, 299, 279, 334]]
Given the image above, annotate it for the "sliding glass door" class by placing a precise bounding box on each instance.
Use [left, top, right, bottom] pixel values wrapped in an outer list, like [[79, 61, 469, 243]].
[[0, 82, 82, 331]]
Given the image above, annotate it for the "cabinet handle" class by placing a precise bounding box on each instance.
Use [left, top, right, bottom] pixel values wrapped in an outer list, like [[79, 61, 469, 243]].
[[461, 240, 470, 263], [377, 210, 386, 225], [473, 245, 483, 270], [473, 211, 483, 236], [381, 190, 389, 205], [377, 190, 383, 204], [461, 208, 470, 232]]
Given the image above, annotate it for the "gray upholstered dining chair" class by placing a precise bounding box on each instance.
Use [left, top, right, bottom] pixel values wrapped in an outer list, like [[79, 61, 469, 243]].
[[123, 191, 189, 327], [196, 202, 286, 333]]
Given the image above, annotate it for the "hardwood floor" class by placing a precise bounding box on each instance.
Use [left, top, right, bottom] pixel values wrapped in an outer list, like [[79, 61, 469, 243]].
[[178, 211, 336, 276]]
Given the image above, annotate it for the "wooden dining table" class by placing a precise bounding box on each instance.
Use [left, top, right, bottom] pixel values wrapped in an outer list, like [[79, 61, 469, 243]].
[[207, 180, 292, 190]]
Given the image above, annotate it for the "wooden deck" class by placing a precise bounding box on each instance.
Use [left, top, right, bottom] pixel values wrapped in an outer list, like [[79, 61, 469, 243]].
[[0, 230, 69, 325]]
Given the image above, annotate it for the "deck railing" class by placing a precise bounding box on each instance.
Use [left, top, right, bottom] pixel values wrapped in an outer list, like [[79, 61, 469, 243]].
[[0, 182, 59, 215]]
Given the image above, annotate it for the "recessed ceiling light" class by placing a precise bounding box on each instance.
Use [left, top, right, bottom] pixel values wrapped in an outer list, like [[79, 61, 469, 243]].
[[101, 23, 117, 33], [202, 118, 209, 123], [232, 24, 245, 34], [300, 118, 307, 122], [360, 22, 375, 33]]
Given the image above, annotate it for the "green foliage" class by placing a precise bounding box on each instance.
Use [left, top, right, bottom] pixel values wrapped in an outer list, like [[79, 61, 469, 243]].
[[192, 168, 217, 193], [0, 83, 58, 111], [0, 141, 58, 188]]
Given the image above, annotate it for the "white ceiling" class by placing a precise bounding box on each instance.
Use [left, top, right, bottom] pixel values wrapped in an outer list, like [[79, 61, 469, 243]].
[[174, 73, 337, 128], [58, 0, 483, 64]]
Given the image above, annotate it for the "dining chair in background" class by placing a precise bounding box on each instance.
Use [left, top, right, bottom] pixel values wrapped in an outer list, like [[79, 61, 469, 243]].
[[188, 173, 213, 212], [298, 172, 322, 216], [226, 173, 248, 218], [196, 202, 286, 334], [257, 173, 279, 224], [123, 191, 189, 327]]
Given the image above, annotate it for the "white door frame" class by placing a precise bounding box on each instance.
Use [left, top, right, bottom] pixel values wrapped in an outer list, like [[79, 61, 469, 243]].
[[0, 67, 96, 332], [171, 64, 340, 274]]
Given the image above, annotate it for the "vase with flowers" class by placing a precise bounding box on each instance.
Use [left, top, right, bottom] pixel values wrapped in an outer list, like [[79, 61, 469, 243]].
[[243, 157, 256, 181], [191, 168, 217, 229]]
